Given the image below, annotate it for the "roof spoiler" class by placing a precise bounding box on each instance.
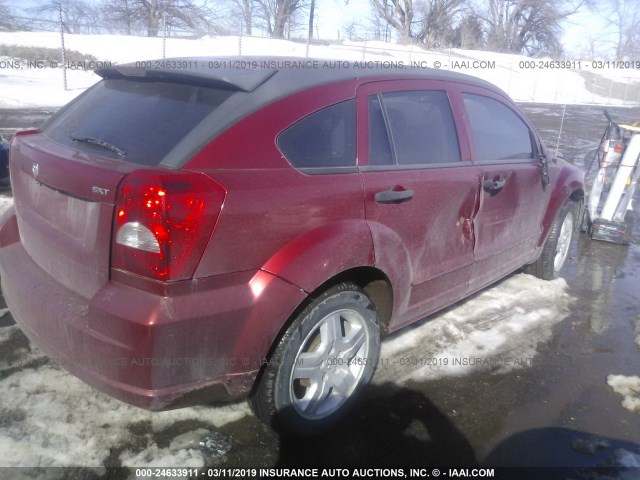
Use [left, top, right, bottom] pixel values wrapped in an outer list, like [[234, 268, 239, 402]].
[[95, 64, 277, 92]]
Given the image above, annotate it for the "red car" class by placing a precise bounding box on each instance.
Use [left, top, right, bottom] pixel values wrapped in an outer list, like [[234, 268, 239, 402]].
[[0, 57, 583, 436]]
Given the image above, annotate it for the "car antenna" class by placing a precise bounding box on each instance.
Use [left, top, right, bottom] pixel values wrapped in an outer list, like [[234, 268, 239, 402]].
[[554, 104, 567, 159]]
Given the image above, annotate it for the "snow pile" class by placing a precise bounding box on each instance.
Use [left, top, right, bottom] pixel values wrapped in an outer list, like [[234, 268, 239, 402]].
[[0, 325, 47, 371], [0, 196, 14, 216], [606, 310, 640, 415], [375, 274, 572, 383], [119, 444, 205, 469], [607, 375, 640, 413], [586, 449, 640, 480], [0, 325, 250, 468], [119, 430, 233, 469], [2, 31, 640, 108], [607, 449, 640, 468]]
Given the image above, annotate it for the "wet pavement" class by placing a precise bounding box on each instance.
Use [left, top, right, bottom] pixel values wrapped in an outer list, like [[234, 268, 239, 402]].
[[0, 104, 639, 475]]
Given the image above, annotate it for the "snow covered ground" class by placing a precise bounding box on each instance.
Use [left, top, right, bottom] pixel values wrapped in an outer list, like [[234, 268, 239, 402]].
[[2, 31, 640, 108], [0, 337, 249, 468], [377, 275, 573, 383]]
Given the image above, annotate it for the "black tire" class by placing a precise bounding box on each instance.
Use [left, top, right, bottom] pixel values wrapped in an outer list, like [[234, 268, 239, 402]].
[[623, 211, 636, 244], [250, 282, 381, 436], [526, 201, 577, 280], [580, 207, 591, 234]]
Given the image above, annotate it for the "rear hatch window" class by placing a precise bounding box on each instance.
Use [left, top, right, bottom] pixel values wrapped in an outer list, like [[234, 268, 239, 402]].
[[42, 79, 233, 166]]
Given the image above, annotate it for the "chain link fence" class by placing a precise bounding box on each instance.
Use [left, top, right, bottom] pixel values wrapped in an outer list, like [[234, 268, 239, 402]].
[[2, 13, 640, 106]]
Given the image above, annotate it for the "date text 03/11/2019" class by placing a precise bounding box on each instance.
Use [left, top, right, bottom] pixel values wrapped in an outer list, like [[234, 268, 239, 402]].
[[131, 468, 497, 478]]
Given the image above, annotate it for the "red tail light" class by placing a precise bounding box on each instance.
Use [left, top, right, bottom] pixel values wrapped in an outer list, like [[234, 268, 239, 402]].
[[112, 169, 226, 281]]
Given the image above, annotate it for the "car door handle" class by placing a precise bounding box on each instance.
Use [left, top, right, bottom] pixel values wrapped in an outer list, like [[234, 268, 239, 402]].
[[375, 188, 414, 204], [483, 178, 506, 191]]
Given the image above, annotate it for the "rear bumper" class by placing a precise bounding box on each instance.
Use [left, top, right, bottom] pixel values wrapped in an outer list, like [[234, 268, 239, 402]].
[[0, 210, 305, 410]]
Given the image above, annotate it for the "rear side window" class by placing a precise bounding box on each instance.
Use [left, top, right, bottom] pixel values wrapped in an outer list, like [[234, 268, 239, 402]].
[[278, 100, 356, 169], [43, 79, 233, 166], [369, 91, 461, 166], [463, 93, 533, 161]]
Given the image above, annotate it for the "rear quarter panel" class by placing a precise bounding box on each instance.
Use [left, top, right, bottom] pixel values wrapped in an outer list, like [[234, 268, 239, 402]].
[[187, 79, 375, 292]]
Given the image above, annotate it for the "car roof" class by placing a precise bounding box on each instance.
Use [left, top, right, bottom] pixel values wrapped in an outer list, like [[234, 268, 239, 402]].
[[94, 56, 509, 169], [96, 55, 506, 97]]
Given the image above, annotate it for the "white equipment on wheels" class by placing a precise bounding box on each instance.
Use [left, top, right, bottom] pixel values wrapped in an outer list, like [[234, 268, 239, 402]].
[[584, 110, 640, 244]]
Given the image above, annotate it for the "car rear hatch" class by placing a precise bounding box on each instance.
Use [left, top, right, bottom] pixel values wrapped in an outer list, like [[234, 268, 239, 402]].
[[9, 66, 270, 299], [11, 132, 133, 300]]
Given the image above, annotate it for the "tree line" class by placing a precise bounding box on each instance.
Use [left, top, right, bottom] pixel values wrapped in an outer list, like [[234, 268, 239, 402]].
[[0, 0, 638, 58]]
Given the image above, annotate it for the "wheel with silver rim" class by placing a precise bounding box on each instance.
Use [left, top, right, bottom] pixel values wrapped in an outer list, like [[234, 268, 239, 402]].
[[526, 201, 577, 280], [250, 282, 380, 436], [553, 209, 574, 275], [290, 308, 371, 420]]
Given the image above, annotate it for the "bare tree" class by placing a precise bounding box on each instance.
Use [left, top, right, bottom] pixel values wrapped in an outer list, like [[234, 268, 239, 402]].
[[30, 0, 102, 34], [101, 0, 224, 37], [452, 13, 484, 49], [369, 0, 463, 45], [0, 0, 15, 31], [474, 0, 583, 56], [601, 0, 640, 59], [370, 0, 413, 42], [240, 0, 255, 34], [308, 0, 315, 39], [344, 19, 366, 40], [102, 0, 137, 34], [254, 0, 307, 38], [414, 0, 464, 47]]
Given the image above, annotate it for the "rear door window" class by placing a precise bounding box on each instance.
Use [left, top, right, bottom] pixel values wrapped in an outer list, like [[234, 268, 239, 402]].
[[277, 99, 356, 169], [369, 90, 461, 166], [462, 93, 534, 161], [43, 79, 233, 166]]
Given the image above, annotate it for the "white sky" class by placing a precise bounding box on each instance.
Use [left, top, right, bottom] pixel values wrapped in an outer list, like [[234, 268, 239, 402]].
[[315, 0, 371, 39], [561, 7, 612, 58]]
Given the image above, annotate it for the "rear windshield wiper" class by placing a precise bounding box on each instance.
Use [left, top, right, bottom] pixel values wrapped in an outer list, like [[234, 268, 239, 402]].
[[71, 132, 127, 157]]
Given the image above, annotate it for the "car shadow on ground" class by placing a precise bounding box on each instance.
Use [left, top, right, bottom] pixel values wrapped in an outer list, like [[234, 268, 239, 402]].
[[275, 383, 640, 473], [276, 382, 479, 467]]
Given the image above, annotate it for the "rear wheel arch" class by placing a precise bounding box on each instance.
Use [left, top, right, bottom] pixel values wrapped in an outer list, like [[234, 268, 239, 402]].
[[249, 279, 383, 436], [307, 266, 394, 334], [257, 266, 394, 374], [261, 220, 375, 294], [539, 179, 584, 246], [247, 223, 393, 392]]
